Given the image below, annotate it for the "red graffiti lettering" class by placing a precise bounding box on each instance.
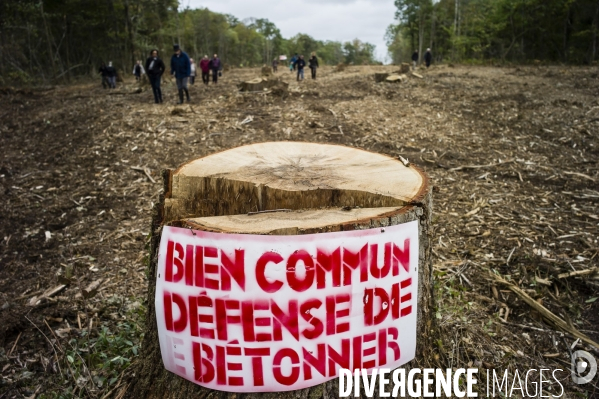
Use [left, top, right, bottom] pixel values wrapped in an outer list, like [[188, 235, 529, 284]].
[[256, 251, 284, 293], [326, 294, 350, 335], [245, 347, 270, 386], [163, 240, 246, 291], [327, 338, 350, 376], [192, 341, 215, 383], [363, 287, 390, 326], [163, 291, 187, 333], [215, 298, 241, 341], [273, 348, 300, 386], [271, 299, 299, 341], [165, 241, 184, 282], [302, 344, 326, 380], [300, 299, 323, 340], [286, 250, 315, 292]]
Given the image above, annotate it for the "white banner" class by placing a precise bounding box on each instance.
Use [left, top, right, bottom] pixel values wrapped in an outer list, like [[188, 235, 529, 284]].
[[155, 221, 419, 392]]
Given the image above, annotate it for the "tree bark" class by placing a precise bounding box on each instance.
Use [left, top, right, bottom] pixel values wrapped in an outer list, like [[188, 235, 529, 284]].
[[591, 1, 599, 63], [374, 72, 390, 82], [125, 142, 436, 399], [125, 0, 135, 69], [40, 1, 57, 80], [418, 4, 425, 65]]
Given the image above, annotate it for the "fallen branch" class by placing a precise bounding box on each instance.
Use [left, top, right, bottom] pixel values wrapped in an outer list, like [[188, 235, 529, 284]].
[[8, 332, 22, 356], [25, 316, 63, 378], [131, 166, 156, 183], [28, 284, 66, 306], [558, 267, 598, 279], [82, 278, 103, 298], [449, 159, 514, 172], [491, 272, 599, 348], [562, 171, 596, 182]]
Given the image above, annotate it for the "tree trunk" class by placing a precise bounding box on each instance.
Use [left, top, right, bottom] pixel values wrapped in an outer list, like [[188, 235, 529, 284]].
[[418, 6, 425, 65], [125, 0, 135, 69], [453, 0, 459, 61], [563, 4, 572, 62], [591, 0, 599, 63], [261, 65, 273, 76], [374, 72, 390, 82], [125, 142, 435, 399], [430, 7, 435, 52], [238, 77, 287, 92], [40, 1, 57, 80]]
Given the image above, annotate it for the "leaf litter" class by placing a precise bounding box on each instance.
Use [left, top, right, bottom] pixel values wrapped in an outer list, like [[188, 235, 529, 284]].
[[0, 64, 598, 397]]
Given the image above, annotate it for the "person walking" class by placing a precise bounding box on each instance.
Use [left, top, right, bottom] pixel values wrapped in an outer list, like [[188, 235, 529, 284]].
[[291, 53, 298, 71], [424, 48, 432, 68], [170, 44, 191, 103], [199, 55, 210, 85], [190, 58, 197, 85], [294, 54, 306, 81], [105, 61, 117, 89], [209, 54, 221, 84], [411, 50, 419, 70], [145, 49, 165, 103], [133, 60, 145, 81], [272, 58, 278, 73], [308, 52, 319, 79], [99, 63, 109, 89]]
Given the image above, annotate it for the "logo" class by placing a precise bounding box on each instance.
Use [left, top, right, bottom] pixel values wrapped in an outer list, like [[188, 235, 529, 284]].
[[571, 350, 597, 385]]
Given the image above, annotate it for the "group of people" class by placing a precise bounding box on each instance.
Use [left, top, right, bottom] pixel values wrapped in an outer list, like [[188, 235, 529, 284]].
[[285, 53, 319, 81], [411, 48, 433, 69], [99, 45, 223, 104], [166, 45, 223, 104], [100, 46, 340, 103]]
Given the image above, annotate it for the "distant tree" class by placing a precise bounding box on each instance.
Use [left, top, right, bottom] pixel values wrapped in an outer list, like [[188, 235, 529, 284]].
[[388, 0, 599, 64]]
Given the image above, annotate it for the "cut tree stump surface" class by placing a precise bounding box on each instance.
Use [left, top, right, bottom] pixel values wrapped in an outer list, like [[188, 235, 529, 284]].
[[185, 207, 403, 234], [165, 141, 427, 225]]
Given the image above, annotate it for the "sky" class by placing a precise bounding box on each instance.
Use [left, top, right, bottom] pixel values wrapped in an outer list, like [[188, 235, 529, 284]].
[[184, 0, 397, 62]]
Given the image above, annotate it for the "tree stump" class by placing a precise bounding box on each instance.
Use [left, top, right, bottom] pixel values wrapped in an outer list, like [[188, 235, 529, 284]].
[[374, 73, 390, 83], [126, 142, 434, 398], [386, 74, 407, 83], [400, 63, 411, 74], [238, 77, 288, 93], [261, 65, 273, 76]]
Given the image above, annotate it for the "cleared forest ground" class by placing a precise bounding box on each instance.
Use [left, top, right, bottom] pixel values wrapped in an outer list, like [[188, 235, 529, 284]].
[[1, 64, 598, 398]]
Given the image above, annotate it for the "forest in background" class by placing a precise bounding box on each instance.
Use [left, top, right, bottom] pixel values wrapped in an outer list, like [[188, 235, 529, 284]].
[[386, 0, 599, 64], [0, 0, 377, 86]]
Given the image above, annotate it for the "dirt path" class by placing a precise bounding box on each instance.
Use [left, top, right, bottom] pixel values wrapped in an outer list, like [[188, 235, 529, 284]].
[[1, 65, 598, 397]]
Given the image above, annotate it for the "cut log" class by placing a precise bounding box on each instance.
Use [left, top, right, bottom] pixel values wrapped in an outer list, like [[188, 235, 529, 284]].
[[82, 278, 103, 298], [238, 77, 288, 92], [374, 72, 390, 83], [411, 72, 424, 79], [386, 74, 407, 83], [126, 142, 435, 398], [261, 65, 273, 76]]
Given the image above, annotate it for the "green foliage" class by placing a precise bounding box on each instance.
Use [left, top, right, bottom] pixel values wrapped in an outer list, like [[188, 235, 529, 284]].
[[388, 0, 599, 64], [37, 300, 145, 398], [0, 1, 378, 85]]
